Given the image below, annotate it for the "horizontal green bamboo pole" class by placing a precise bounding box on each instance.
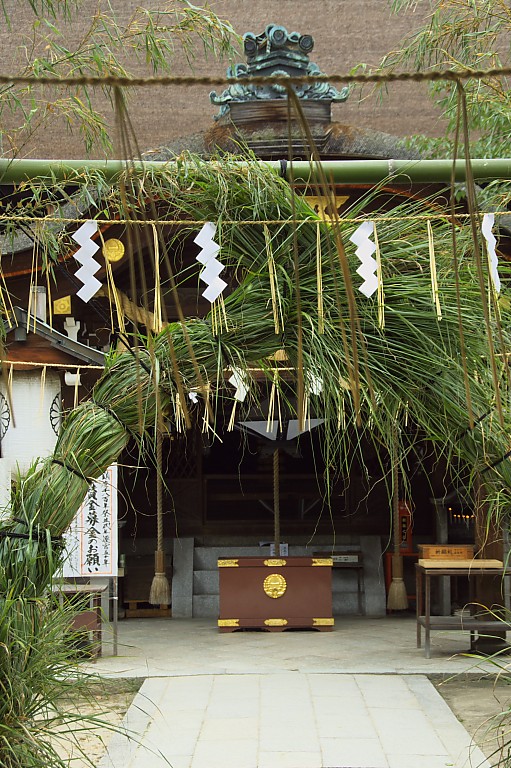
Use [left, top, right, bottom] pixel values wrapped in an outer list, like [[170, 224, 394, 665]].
[[1, 157, 511, 185]]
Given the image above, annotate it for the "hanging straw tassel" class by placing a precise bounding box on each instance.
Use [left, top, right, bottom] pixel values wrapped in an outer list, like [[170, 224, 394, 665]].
[[428, 220, 442, 321], [265, 225, 283, 335], [316, 222, 325, 335], [149, 430, 171, 606], [39, 365, 47, 417], [152, 224, 163, 334], [387, 424, 408, 611]]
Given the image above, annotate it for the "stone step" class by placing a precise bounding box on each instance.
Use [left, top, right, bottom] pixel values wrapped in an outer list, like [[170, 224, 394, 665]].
[[193, 594, 219, 618], [193, 569, 219, 596], [173, 535, 386, 618]]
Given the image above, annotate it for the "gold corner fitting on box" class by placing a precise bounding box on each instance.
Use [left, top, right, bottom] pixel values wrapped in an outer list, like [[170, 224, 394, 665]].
[[312, 618, 335, 626], [218, 559, 239, 567], [312, 558, 333, 566], [263, 573, 287, 599], [264, 618, 288, 626], [264, 558, 287, 567], [218, 619, 240, 627]]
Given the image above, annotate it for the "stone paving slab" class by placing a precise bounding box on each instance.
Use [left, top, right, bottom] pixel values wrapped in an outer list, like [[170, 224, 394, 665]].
[[98, 672, 491, 768]]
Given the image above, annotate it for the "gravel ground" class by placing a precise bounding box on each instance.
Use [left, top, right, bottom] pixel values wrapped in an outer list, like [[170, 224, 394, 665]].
[[53, 678, 142, 767], [435, 674, 511, 766]]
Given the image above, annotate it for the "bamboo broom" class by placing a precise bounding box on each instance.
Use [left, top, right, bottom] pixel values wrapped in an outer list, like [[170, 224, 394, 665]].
[[387, 424, 408, 611], [149, 430, 171, 606]]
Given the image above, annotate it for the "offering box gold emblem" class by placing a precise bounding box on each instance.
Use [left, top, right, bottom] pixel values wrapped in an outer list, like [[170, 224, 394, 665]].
[[264, 618, 288, 626], [103, 238, 125, 262], [264, 558, 286, 567], [263, 573, 287, 599]]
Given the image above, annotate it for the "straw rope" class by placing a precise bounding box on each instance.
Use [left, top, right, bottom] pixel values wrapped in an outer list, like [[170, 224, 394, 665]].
[[0, 211, 510, 227], [0, 64, 510, 88]]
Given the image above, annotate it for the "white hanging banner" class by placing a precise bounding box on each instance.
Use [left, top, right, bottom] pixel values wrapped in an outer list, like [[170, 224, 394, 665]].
[[72, 220, 102, 303], [62, 465, 118, 577], [481, 213, 501, 294], [350, 220, 378, 298], [194, 222, 227, 303]]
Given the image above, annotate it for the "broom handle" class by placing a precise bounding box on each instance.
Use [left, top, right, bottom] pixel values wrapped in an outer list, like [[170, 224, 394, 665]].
[[392, 424, 400, 556], [156, 430, 164, 558]]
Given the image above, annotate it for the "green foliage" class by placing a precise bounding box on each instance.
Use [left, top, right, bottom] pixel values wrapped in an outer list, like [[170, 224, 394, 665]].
[[0, 1, 238, 156], [6, 154, 511, 557], [0, 0, 78, 27], [367, 1, 511, 157], [0, 581, 113, 768]]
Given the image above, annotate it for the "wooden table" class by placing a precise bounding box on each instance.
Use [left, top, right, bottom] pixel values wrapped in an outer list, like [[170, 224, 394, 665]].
[[415, 560, 511, 658]]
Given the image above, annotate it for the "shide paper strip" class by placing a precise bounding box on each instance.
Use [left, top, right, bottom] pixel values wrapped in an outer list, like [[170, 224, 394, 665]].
[[72, 220, 102, 303], [350, 220, 378, 298], [194, 222, 227, 303], [482, 213, 501, 294]]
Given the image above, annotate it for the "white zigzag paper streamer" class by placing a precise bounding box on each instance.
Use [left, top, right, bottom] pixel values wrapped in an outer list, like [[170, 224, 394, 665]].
[[194, 222, 227, 303], [228, 366, 248, 402], [350, 220, 378, 298], [72, 220, 102, 303], [482, 213, 501, 294]]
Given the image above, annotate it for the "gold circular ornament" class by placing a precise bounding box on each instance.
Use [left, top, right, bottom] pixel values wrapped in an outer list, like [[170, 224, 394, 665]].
[[263, 573, 287, 599], [103, 238, 125, 262]]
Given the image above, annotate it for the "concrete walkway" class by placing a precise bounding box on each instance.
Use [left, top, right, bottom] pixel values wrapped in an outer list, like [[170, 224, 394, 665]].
[[95, 617, 494, 768]]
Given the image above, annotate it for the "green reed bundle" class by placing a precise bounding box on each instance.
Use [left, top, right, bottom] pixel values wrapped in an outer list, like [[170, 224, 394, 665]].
[[2, 153, 511, 600]]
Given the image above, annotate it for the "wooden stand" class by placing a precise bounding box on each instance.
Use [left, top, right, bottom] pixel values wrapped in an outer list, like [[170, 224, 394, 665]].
[[416, 560, 511, 658], [53, 583, 107, 657], [218, 556, 333, 632]]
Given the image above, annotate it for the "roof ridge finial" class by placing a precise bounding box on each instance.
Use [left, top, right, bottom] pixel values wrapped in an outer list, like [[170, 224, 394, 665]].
[[210, 24, 348, 119]]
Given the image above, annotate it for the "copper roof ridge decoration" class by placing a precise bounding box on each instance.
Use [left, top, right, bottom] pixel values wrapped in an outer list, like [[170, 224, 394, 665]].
[[210, 24, 348, 120]]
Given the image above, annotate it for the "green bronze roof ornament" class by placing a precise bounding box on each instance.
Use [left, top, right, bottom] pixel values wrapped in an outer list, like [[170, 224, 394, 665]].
[[210, 24, 349, 119]]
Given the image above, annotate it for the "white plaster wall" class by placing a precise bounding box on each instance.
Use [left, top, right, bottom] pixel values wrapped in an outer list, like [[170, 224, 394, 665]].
[[0, 459, 11, 516], [1, 371, 60, 478]]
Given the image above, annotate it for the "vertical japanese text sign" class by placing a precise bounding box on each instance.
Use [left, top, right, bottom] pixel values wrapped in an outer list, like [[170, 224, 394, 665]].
[[63, 465, 118, 577]]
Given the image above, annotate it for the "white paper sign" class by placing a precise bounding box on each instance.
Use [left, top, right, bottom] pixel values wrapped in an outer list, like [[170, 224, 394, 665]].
[[62, 465, 118, 577]]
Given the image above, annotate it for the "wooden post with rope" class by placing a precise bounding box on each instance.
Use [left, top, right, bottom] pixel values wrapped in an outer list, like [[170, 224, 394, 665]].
[[273, 447, 280, 556]]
